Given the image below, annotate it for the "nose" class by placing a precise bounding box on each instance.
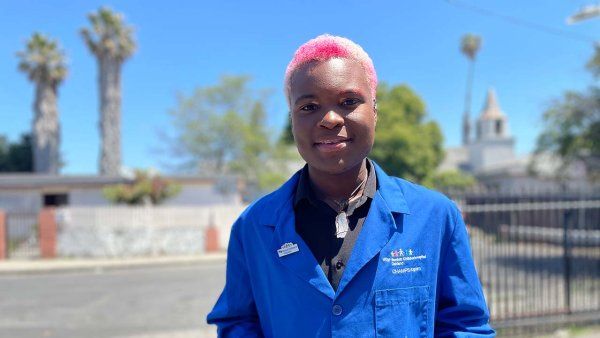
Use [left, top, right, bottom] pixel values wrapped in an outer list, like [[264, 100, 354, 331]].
[[319, 109, 344, 130]]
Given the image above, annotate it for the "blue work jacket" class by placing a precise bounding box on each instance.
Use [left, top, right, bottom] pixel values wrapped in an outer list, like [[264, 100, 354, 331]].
[[207, 162, 495, 337]]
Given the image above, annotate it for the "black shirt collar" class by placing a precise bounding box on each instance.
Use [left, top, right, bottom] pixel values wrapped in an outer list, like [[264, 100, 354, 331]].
[[294, 158, 377, 208]]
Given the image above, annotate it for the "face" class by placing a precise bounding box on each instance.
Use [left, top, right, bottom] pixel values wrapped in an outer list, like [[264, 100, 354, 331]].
[[290, 58, 377, 175]]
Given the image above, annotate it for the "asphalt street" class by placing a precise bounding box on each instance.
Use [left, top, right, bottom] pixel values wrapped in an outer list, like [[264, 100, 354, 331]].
[[1, 250, 598, 338], [0, 262, 225, 338]]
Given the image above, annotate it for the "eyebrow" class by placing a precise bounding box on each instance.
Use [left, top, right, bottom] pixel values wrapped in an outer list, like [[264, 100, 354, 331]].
[[293, 89, 366, 106], [340, 89, 365, 97], [293, 94, 316, 106]]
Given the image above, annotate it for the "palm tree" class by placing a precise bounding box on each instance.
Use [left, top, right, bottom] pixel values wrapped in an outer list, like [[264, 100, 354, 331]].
[[17, 33, 67, 174], [460, 34, 482, 145], [81, 7, 136, 176]]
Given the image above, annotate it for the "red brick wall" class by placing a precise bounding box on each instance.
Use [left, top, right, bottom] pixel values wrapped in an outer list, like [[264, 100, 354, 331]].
[[204, 225, 220, 252], [39, 208, 57, 259]]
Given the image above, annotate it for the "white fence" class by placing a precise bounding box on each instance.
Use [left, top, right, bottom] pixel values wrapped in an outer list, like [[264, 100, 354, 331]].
[[55, 205, 247, 257]]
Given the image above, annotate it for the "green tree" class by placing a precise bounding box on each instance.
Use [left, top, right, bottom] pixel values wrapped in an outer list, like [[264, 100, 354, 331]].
[[370, 83, 444, 183], [280, 118, 295, 145], [533, 87, 600, 180], [531, 46, 600, 181], [587, 44, 600, 79], [230, 103, 266, 173], [81, 7, 136, 176], [0, 134, 33, 172], [17, 32, 66, 174], [422, 170, 476, 192], [165, 75, 289, 191], [103, 169, 181, 205]]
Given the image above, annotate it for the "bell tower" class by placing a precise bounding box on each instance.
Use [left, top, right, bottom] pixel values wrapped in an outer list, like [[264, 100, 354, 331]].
[[468, 88, 515, 172], [476, 88, 509, 140]]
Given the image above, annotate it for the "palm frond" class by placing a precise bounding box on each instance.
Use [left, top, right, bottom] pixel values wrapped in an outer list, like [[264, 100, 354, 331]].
[[16, 32, 67, 84], [460, 34, 482, 61], [80, 6, 136, 61]]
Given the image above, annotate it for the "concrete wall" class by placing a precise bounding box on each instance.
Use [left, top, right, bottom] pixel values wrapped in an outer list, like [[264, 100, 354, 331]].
[[56, 205, 246, 257], [0, 190, 42, 212]]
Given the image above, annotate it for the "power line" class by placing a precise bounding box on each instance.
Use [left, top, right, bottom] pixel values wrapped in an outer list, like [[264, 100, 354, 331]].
[[445, 0, 597, 44], [567, 4, 600, 24]]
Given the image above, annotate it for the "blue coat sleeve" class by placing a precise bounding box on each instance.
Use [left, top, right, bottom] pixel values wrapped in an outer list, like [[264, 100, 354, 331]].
[[434, 205, 496, 337], [206, 219, 264, 337]]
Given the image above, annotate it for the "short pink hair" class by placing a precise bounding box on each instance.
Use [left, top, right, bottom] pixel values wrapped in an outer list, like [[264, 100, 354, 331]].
[[284, 34, 378, 105]]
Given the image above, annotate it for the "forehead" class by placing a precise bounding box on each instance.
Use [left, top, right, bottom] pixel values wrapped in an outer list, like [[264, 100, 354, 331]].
[[290, 58, 370, 100]]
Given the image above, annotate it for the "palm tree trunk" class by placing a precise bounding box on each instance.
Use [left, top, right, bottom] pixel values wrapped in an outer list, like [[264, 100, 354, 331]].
[[462, 59, 476, 145], [33, 82, 60, 174], [98, 56, 122, 176]]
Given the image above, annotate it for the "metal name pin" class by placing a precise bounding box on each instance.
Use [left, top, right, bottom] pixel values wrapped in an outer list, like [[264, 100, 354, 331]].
[[277, 242, 299, 257]]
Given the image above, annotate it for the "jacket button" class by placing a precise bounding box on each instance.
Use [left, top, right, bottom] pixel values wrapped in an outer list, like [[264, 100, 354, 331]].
[[332, 304, 343, 316], [335, 260, 344, 270]]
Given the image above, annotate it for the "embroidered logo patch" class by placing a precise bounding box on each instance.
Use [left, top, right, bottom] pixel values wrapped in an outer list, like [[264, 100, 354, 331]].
[[382, 248, 427, 274]]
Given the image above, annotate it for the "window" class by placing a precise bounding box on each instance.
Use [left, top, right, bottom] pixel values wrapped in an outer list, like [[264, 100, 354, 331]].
[[43, 193, 69, 207]]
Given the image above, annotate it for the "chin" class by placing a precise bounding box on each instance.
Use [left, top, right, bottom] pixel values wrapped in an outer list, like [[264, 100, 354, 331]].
[[307, 156, 365, 176]]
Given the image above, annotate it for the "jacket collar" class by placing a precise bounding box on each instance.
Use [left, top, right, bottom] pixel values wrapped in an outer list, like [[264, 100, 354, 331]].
[[293, 158, 378, 209], [261, 159, 411, 299], [260, 159, 410, 228], [372, 161, 411, 216], [258, 170, 300, 227]]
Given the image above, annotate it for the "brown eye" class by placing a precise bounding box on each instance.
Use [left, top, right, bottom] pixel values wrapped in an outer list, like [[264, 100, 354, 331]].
[[342, 98, 361, 106], [300, 103, 318, 111]]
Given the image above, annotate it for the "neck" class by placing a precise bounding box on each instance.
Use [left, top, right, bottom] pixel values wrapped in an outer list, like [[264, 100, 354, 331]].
[[308, 159, 368, 201]]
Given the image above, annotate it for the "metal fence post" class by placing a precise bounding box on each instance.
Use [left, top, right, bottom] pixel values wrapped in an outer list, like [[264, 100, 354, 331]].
[[0, 210, 6, 260], [562, 209, 572, 315]]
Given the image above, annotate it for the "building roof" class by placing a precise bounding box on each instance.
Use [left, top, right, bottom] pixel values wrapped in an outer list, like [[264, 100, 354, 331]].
[[0, 174, 228, 190], [0, 175, 129, 189], [479, 88, 506, 120]]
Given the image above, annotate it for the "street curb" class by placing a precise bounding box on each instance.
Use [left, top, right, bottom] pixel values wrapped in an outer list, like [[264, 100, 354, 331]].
[[0, 253, 227, 275]]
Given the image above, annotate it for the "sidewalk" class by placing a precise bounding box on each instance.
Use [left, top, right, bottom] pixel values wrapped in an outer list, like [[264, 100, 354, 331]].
[[537, 327, 600, 338], [115, 328, 216, 338], [0, 253, 227, 275]]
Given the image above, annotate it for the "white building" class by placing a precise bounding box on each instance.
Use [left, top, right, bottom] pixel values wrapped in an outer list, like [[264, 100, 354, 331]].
[[0, 174, 243, 213], [468, 89, 515, 173], [440, 88, 589, 192]]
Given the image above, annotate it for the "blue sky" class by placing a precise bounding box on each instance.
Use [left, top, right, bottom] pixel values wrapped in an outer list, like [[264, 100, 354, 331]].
[[1, 1, 598, 174]]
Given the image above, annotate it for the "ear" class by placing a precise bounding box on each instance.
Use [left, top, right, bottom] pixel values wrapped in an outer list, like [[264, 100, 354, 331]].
[[288, 111, 296, 138], [373, 100, 378, 126]]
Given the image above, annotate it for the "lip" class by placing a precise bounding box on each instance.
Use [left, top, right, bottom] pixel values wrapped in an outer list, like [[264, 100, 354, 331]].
[[314, 137, 351, 153]]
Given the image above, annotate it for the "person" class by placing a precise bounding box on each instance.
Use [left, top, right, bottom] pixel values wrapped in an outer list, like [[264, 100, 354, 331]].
[[207, 34, 495, 337]]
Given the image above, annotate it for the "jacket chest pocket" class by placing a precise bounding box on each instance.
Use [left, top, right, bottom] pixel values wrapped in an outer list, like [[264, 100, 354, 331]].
[[374, 286, 429, 338]]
